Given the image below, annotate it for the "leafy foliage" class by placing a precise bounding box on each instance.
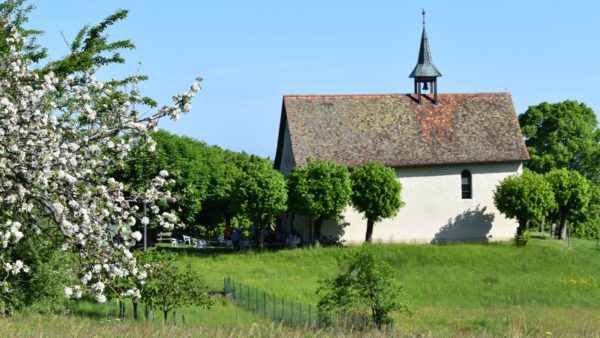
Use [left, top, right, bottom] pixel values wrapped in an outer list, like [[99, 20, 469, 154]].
[[234, 157, 287, 243], [0, 2, 200, 307], [519, 101, 600, 238], [494, 170, 556, 245], [287, 159, 352, 244], [519, 101, 600, 182], [545, 169, 591, 239], [0, 0, 46, 65], [0, 223, 74, 315], [317, 245, 411, 329], [350, 162, 404, 242], [139, 250, 213, 321], [115, 130, 212, 227]]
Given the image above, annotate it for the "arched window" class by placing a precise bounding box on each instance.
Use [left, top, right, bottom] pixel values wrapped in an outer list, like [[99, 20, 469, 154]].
[[461, 170, 472, 199]]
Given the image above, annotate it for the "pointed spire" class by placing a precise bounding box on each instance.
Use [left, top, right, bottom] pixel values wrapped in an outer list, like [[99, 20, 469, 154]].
[[409, 9, 442, 78]]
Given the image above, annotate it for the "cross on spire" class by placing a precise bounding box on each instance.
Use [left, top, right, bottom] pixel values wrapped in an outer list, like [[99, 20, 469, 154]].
[[422, 9, 426, 25]]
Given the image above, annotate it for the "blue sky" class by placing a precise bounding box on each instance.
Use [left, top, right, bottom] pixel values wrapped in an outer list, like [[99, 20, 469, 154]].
[[28, 1, 600, 158]]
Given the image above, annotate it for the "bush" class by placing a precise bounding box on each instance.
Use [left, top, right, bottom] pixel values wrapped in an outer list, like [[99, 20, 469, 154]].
[[571, 216, 600, 240], [316, 245, 411, 329]]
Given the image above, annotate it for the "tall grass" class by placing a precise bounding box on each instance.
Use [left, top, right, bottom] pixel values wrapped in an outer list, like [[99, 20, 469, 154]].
[[183, 235, 600, 308], [7, 235, 600, 336], [175, 235, 600, 336]]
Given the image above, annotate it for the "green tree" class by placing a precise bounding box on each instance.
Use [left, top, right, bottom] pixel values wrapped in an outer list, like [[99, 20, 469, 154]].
[[545, 169, 592, 239], [115, 130, 212, 227], [519, 101, 600, 182], [494, 170, 556, 245], [350, 162, 404, 243], [317, 246, 411, 329], [235, 157, 287, 247], [140, 250, 213, 321], [0, 3, 163, 312], [287, 159, 352, 244]]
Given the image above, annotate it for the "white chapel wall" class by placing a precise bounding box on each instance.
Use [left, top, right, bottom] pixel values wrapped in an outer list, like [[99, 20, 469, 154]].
[[320, 162, 522, 244]]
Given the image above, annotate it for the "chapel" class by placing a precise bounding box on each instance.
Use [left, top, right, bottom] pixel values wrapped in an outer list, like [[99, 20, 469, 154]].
[[274, 11, 529, 243]]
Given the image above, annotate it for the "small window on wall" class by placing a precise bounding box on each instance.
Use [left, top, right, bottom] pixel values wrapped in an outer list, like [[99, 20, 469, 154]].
[[461, 170, 472, 199]]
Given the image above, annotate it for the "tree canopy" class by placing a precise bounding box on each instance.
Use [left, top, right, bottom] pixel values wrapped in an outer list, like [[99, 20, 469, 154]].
[[114, 130, 213, 227], [0, 2, 200, 309], [350, 162, 404, 243], [235, 157, 287, 231], [545, 169, 591, 239], [519, 101, 600, 182], [287, 159, 352, 244], [494, 170, 556, 245]]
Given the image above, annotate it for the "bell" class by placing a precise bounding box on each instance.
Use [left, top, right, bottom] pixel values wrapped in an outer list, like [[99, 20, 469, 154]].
[[422, 82, 429, 91]]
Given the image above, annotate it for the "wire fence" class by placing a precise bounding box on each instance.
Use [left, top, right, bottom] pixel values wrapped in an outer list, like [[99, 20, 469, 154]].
[[224, 277, 350, 329], [66, 298, 234, 327]]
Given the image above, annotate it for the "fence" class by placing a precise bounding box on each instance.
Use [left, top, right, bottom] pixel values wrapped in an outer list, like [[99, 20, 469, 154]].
[[224, 277, 349, 328], [66, 298, 227, 327]]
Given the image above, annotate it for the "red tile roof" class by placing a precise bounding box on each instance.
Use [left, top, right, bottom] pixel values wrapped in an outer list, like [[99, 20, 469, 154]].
[[275, 93, 529, 169]]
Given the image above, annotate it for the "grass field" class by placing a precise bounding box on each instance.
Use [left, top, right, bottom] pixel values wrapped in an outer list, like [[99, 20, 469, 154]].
[[178, 234, 600, 336], [5, 234, 600, 337]]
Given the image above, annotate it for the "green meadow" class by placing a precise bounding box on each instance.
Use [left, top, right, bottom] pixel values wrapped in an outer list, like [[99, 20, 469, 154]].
[[5, 234, 600, 337]]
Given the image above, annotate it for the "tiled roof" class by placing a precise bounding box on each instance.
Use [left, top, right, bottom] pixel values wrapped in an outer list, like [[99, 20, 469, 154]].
[[275, 93, 529, 168]]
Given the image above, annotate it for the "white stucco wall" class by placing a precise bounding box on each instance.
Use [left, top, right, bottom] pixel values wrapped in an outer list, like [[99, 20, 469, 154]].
[[317, 162, 523, 244]]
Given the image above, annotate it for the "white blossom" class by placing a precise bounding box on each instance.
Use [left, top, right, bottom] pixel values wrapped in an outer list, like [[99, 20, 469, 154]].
[[131, 231, 142, 242], [64, 287, 73, 297], [95, 294, 107, 303], [0, 28, 199, 303]]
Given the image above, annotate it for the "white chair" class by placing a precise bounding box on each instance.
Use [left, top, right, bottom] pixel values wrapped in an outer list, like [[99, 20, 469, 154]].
[[193, 238, 207, 249], [170, 238, 179, 247], [182, 235, 192, 245]]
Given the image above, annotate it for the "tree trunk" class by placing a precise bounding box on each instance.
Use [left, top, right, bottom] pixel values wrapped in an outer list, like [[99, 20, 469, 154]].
[[132, 300, 138, 320], [314, 217, 323, 245], [365, 219, 375, 243], [163, 309, 168, 322], [258, 222, 265, 249], [539, 218, 545, 234], [118, 300, 124, 319], [558, 212, 569, 240]]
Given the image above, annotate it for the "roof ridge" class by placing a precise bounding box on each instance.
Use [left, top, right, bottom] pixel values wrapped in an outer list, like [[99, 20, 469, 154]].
[[283, 92, 511, 98]]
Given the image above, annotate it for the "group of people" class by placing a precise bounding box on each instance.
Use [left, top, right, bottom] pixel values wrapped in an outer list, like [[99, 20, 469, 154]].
[[223, 224, 287, 249]]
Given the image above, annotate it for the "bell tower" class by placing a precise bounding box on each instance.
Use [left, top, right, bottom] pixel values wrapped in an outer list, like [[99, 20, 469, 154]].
[[409, 9, 442, 104]]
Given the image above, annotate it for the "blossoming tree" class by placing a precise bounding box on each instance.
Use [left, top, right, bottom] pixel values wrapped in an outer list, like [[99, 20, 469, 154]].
[[0, 8, 200, 305]]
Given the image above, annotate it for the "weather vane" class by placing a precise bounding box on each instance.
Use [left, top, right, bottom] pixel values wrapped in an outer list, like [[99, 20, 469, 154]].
[[422, 9, 426, 25]]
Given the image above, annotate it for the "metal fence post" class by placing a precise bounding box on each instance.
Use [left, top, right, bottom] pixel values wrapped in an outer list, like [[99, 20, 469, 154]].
[[308, 304, 311, 328], [263, 291, 266, 317], [317, 310, 320, 329], [232, 280, 236, 303]]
